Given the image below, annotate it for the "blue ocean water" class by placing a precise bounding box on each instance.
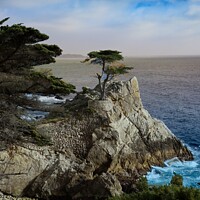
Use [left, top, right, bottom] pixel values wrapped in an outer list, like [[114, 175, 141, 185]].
[[126, 57, 200, 188]]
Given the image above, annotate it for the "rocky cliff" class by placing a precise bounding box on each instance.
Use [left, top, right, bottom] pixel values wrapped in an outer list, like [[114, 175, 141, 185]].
[[0, 77, 193, 199]]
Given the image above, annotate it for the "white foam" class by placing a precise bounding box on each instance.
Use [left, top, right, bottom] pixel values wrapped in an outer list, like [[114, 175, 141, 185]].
[[25, 94, 66, 105], [164, 157, 183, 167], [147, 154, 200, 188], [20, 110, 49, 121], [152, 166, 173, 173], [182, 160, 199, 168], [20, 94, 69, 121]]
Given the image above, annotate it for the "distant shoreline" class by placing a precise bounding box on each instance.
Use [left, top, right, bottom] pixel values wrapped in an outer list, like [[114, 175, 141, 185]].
[[58, 54, 200, 60], [124, 55, 200, 59], [58, 54, 86, 59], [57, 57, 85, 60]]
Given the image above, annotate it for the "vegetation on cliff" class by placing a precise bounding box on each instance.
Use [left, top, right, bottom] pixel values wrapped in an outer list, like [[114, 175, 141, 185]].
[[82, 50, 133, 99], [0, 18, 75, 146], [109, 175, 200, 200], [0, 17, 61, 73]]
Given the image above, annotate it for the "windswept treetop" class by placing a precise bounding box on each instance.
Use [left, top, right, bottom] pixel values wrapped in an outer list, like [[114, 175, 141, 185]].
[[0, 17, 62, 73], [0, 18, 75, 95], [87, 50, 123, 61], [0, 18, 75, 147], [83, 50, 133, 100], [86, 50, 123, 70]]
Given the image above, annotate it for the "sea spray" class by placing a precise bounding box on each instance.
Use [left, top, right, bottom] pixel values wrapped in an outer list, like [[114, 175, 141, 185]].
[[147, 147, 200, 188]]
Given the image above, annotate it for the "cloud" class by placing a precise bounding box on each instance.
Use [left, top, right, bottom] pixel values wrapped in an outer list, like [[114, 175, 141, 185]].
[[1, 0, 200, 56], [26, 0, 200, 56], [30, 1, 132, 31], [187, 4, 200, 16], [0, 0, 66, 8]]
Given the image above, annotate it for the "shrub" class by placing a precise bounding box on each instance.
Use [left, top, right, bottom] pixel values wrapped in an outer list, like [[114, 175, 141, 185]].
[[135, 176, 149, 192], [170, 174, 183, 186], [108, 175, 200, 200]]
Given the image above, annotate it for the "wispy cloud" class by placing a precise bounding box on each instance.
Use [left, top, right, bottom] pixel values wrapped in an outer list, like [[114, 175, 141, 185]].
[[187, 3, 200, 16], [1, 0, 66, 8], [1, 0, 200, 56]]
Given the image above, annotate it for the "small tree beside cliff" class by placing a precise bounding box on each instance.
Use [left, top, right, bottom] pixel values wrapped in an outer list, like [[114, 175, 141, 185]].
[[83, 50, 133, 100]]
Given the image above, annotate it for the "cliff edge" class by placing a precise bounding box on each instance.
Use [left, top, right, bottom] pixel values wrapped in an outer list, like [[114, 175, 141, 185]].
[[0, 77, 193, 199]]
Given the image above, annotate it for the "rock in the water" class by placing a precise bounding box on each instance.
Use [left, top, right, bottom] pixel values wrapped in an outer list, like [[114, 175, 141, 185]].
[[0, 77, 193, 199]]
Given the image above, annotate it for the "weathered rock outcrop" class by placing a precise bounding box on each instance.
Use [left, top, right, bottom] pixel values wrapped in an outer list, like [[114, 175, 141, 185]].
[[0, 77, 193, 199]]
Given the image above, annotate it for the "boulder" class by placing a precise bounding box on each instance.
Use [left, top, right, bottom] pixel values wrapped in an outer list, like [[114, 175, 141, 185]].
[[0, 77, 193, 199]]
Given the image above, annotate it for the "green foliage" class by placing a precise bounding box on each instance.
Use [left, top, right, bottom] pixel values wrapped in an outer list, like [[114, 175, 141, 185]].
[[108, 185, 200, 200], [87, 50, 123, 64], [0, 18, 76, 95], [33, 68, 53, 76], [83, 50, 133, 100], [135, 176, 149, 192], [108, 175, 200, 200], [29, 127, 52, 146], [82, 86, 90, 94], [0, 18, 75, 147], [30, 70, 76, 94], [0, 98, 51, 146], [0, 18, 62, 73], [105, 62, 133, 76], [170, 174, 183, 186], [0, 17, 9, 25]]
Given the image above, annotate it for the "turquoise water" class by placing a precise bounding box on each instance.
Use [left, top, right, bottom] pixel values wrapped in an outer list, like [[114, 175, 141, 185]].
[[146, 152, 200, 188]]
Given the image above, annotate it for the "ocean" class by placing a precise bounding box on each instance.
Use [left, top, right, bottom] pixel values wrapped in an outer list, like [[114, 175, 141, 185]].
[[40, 56, 200, 188], [125, 57, 200, 188]]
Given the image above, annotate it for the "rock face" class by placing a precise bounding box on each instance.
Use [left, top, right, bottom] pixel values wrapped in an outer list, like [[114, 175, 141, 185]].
[[0, 77, 193, 199]]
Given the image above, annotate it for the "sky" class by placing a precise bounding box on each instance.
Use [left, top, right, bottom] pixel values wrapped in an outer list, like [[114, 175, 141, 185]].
[[1, 0, 200, 56]]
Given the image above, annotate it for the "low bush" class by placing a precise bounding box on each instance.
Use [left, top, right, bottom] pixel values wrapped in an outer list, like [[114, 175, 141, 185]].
[[108, 175, 200, 200]]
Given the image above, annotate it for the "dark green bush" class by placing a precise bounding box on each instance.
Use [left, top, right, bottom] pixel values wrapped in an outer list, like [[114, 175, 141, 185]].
[[135, 176, 149, 192], [108, 175, 200, 200], [109, 186, 200, 200], [170, 174, 183, 186], [30, 71, 76, 94]]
